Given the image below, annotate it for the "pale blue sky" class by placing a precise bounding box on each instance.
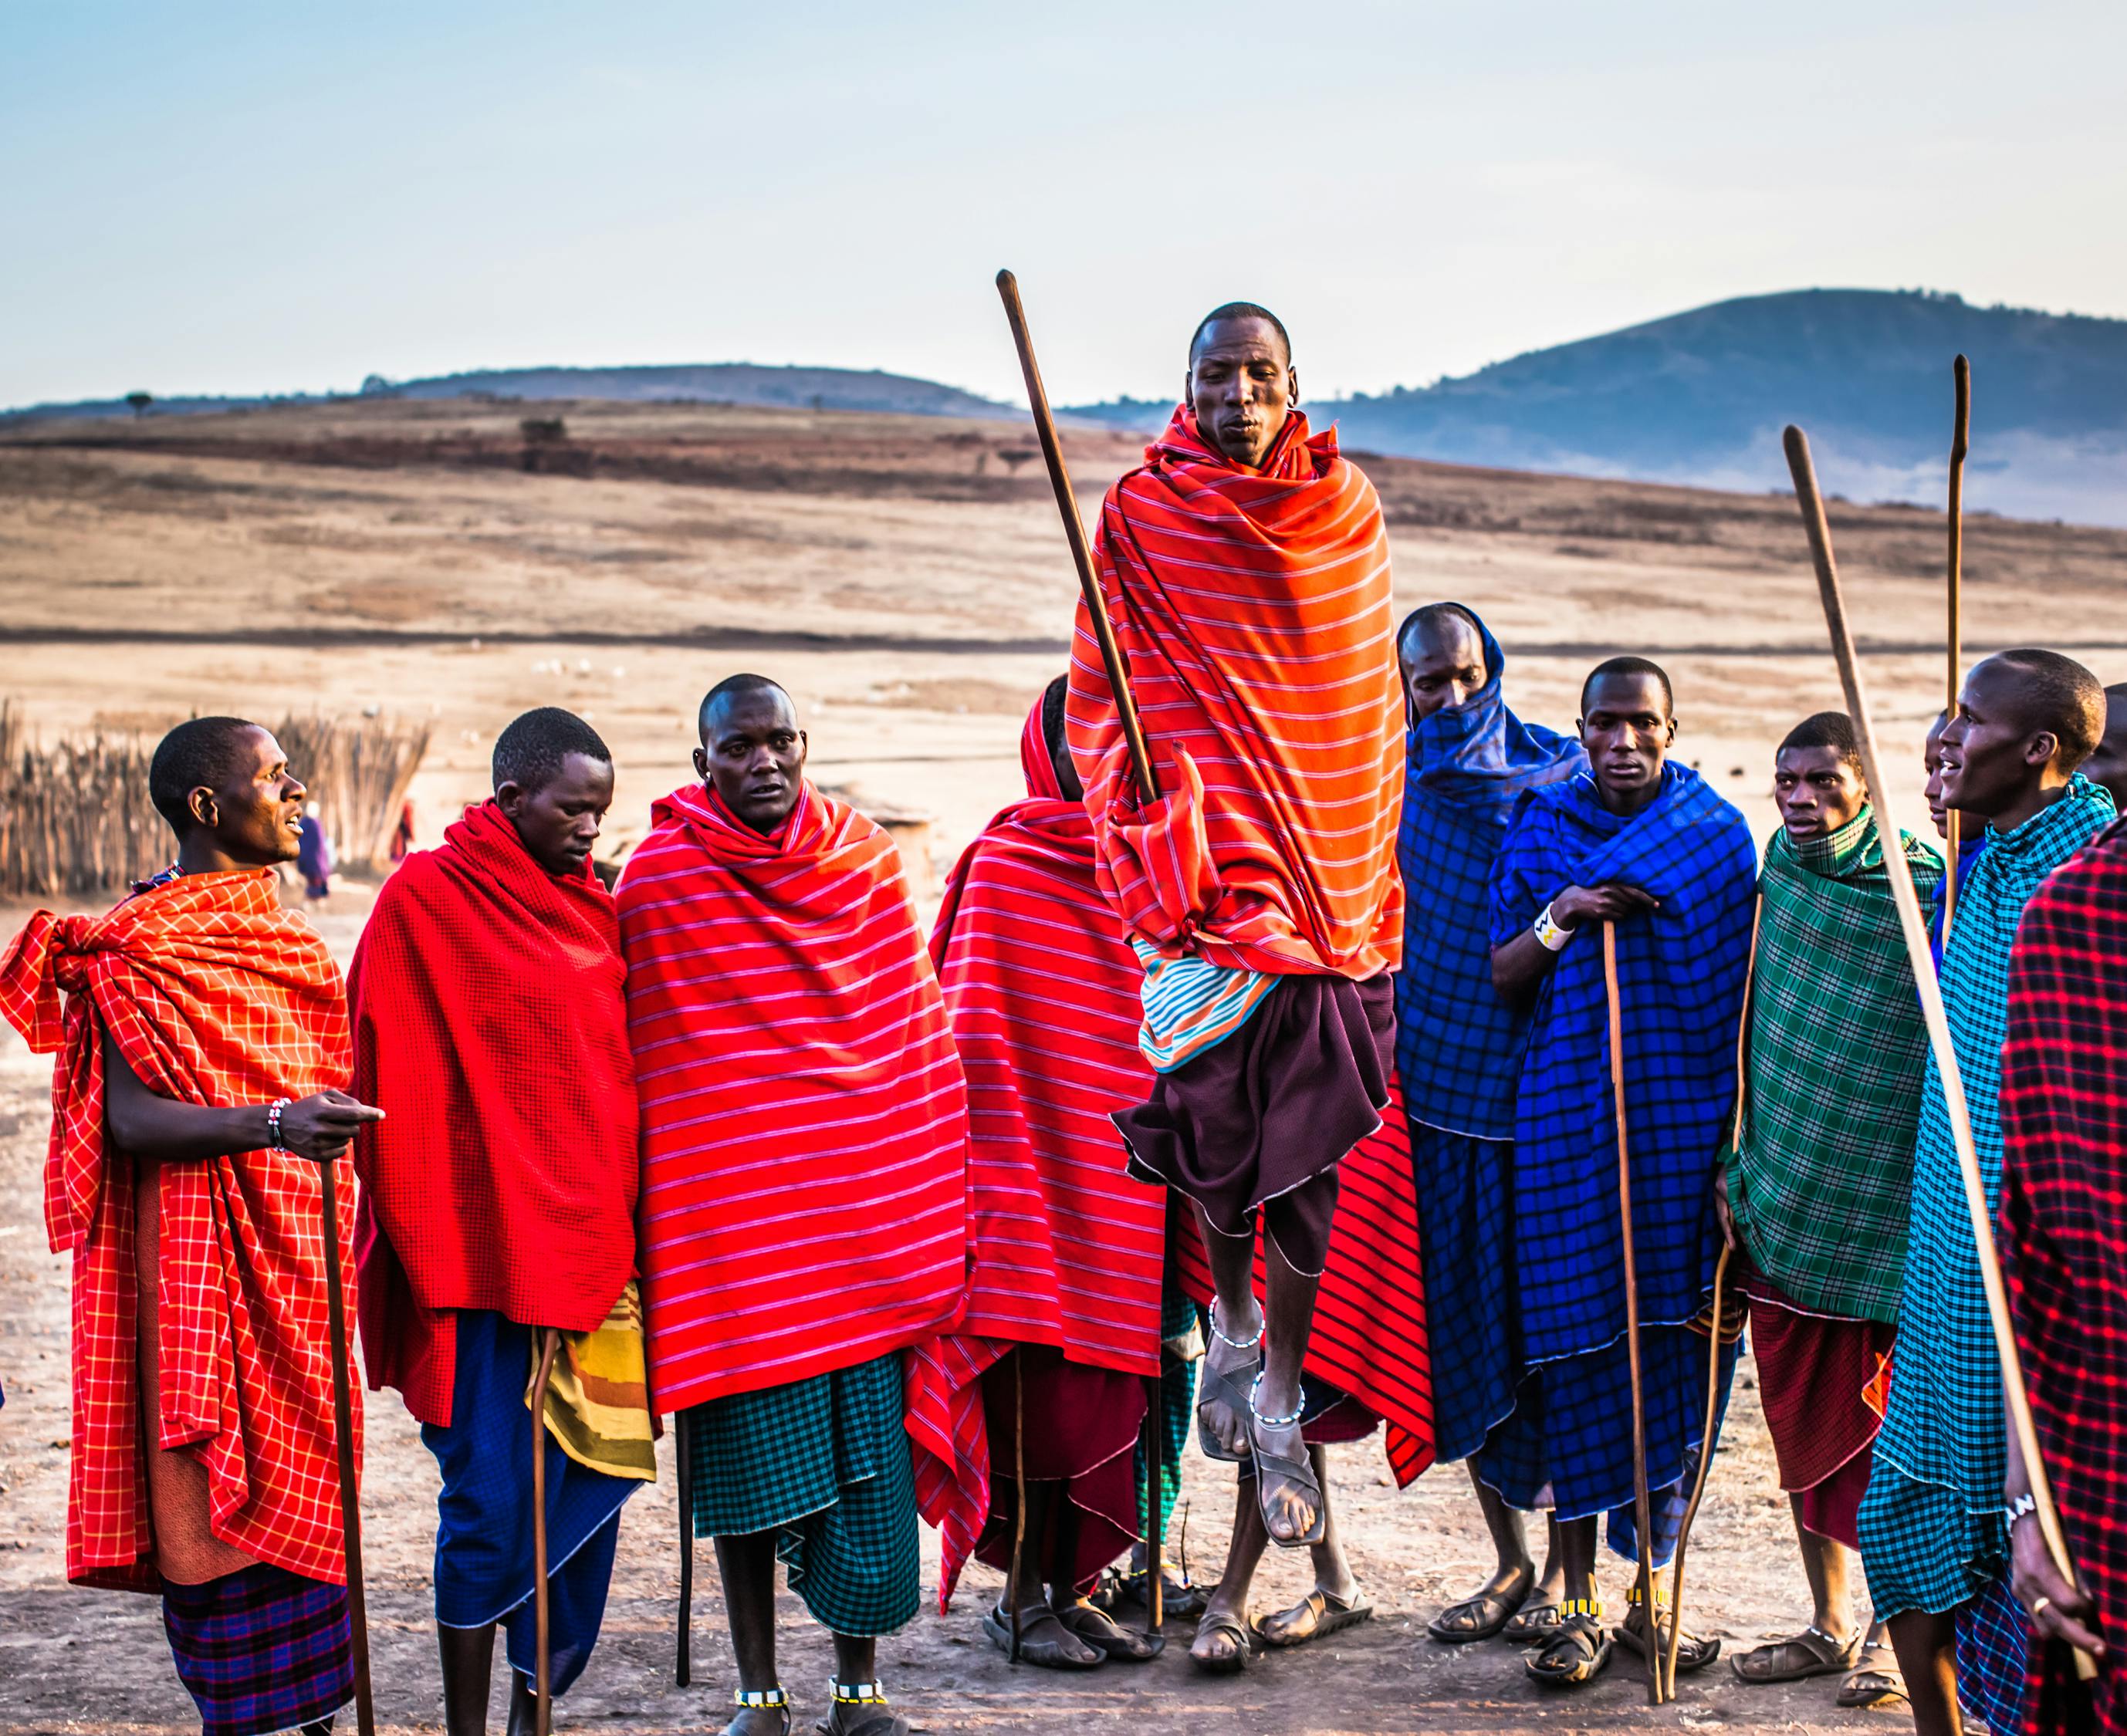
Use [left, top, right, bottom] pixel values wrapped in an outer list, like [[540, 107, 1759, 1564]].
[[5, 1, 2122, 410]]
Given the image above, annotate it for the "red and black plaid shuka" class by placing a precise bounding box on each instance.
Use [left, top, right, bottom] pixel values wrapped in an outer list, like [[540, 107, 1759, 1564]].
[[2001, 816, 2127, 1735]]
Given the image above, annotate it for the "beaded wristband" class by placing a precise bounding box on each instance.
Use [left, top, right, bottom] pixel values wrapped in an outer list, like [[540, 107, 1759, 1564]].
[[1534, 903, 1575, 952], [266, 1097, 293, 1151]]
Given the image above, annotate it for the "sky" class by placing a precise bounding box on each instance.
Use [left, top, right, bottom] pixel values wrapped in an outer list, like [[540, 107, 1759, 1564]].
[[5, 1, 2125, 410]]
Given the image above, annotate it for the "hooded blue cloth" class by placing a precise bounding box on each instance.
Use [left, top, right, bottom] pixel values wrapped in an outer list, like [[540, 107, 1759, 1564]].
[[1394, 606, 1587, 1142], [1393, 606, 1584, 1461], [1474, 761, 1757, 1542]]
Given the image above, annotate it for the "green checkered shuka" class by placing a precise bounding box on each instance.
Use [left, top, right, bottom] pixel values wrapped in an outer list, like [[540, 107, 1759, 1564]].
[[685, 1351, 919, 1637], [1727, 809, 1943, 1324]]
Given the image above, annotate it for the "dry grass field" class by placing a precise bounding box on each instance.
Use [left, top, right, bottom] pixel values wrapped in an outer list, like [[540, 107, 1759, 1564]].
[[2, 397, 2124, 1733]]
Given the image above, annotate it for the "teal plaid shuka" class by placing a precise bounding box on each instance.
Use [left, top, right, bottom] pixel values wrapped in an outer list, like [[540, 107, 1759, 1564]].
[[685, 1352, 920, 1637], [1860, 775, 2115, 1616], [1728, 809, 1943, 1325]]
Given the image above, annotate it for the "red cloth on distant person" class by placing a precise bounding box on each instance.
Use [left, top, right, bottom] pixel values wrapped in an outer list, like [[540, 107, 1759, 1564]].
[[1064, 407, 1404, 979], [2000, 819, 2127, 1736], [349, 799, 639, 1426], [1172, 1081, 1435, 1485], [0, 871, 359, 1590], [906, 698, 1167, 1609], [618, 779, 969, 1414]]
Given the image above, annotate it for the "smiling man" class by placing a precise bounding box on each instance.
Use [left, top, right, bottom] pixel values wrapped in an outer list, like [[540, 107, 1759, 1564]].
[[1394, 603, 1583, 1650], [1857, 650, 2114, 1736], [619, 674, 968, 1736], [1720, 713, 1942, 1707], [350, 707, 649, 1733], [1481, 658, 1757, 1688], [1065, 303, 1407, 1586], [0, 717, 382, 1736]]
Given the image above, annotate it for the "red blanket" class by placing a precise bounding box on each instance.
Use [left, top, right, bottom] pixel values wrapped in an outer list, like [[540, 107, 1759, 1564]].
[[1172, 1080, 1435, 1484], [1065, 407, 1404, 979], [618, 779, 969, 1413], [0, 871, 358, 1589], [906, 700, 1167, 1608], [2001, 819, 2127, 1736], [349, 799, 639, 1425]]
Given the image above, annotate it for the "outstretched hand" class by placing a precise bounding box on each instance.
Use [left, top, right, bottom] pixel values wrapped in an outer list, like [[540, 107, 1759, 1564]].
[[2012, 1513, 2105, 1660], [280, 1089, 385, 1164]]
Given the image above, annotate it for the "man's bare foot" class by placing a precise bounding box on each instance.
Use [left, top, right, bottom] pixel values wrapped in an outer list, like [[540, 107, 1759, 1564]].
[[1249, 1409, 1324, 1545], [1195, 1302, 1261, 1461], [1191, 1594, 1259, 1674]]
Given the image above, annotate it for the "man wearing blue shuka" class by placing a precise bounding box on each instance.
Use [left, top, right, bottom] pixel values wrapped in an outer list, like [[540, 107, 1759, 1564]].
[[1481, 657, 1757, 1690], [1392, 604, 1584, 1651]]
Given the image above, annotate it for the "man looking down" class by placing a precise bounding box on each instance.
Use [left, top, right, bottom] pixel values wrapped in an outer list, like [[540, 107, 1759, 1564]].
[[1483, 659, 1757, 1688], [620, 676, 969, 1736], [351, 706, 651, 1732], [1066, 302, 1405, 1557], [0, 718, 382, 1736]]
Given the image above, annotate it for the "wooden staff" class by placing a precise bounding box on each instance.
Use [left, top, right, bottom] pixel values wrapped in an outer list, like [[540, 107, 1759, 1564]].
[[1006, 1356, 1028, 1663], [528, 1328, 564, 1734], [316, 1156, 377, 1736], [1660, 898, 1759, 1696], [1603, 922, 1665, 1706], [1943, 354, 1971, 939], [675, 1408, 694, 1687], [995, 269, 1159, 801], [1141, 1373, 1165, 1633], [1784, 422, 2097, 1682]]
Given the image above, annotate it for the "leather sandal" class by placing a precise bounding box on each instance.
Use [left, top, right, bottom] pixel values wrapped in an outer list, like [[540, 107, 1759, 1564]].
[[1246, 1383, 1327, 1548], [1189, 1609, 1260, 1675], [979, 1605, 1104, 1670], [1261, 1585, 1374, 1649], [1527, 1601, 1613, 1687], [1195, 1306, 1261, 1464], [1053, 1600, 1163, 1661], [1429, 1562, 1537, 1643], [1732, 1624, 1863, 1684]]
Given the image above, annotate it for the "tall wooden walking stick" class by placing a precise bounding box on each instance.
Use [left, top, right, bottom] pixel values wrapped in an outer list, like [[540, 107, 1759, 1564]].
[[316, 1156, 377, 1736], [675, 1408, 694, 1687], [1005, 1355, 1028, 1663], [1141, 1373, 1165, 1632], [1784, 422, 2098, 1682], [995, 269, 1159, 802], [1663, 901, 1761, 1696], [1942, 354, 1972, 940], [528, 1328, 564, 1734], [1603, 922, 1665, 1706]]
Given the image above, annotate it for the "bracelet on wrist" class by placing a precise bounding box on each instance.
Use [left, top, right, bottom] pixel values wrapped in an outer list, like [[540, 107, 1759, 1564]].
[[1534, 903, 1576, 952], [2006, 1490, 2037, 1528], [265, 1097, 292, 1152]]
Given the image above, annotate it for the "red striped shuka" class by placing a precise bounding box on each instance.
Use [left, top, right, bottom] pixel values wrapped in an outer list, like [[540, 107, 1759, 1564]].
[[0, 871, 360, 1589], [905, 699, 1167, 1609], [2000, 817, 2127, 1736], [1065, 406, 1405, 980], [617, 778, 971, 1414], [1170, 1080, 1436, 1485]]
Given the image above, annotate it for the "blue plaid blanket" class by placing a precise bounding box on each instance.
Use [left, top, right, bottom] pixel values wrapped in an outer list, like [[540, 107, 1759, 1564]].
[[1491, 762, 1757, 1363], [1862, 773, 2115, 1616], [1395, 608, 1585, 1140]]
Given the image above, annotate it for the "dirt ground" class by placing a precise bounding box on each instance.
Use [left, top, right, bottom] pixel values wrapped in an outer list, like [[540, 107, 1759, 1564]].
[[2, 399, 2125, 1731]]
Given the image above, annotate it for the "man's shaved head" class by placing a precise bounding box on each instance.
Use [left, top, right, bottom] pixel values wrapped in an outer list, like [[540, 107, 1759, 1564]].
[[150, 717, 266, 832], [1581, 656, 1675, 719], [698, 673, 791, 742], [1189, 302, 1292, 368], [1981, 649, 2107, 770]]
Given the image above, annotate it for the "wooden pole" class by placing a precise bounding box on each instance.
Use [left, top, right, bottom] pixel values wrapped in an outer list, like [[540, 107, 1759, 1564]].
[[1006, 1354, 1027, 1664], [1604, 922, 1664, 1706], [1784, 422, 2097, 1682], [675, 1408, 693, 1687], [1142, 1373, 1165, 1633], [316, 1157, 377, 1736], [1943, 354, 1971, 940], [994, 269, 1160, 801], [529, 1328, 564, 1734]]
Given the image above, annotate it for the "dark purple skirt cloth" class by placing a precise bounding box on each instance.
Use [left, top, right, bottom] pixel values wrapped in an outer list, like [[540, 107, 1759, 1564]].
[[1116, 973, 1395, 1274]]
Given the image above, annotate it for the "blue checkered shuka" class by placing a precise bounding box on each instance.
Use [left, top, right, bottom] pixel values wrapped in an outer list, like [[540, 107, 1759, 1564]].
[[1859, 775, 2116, 1618]]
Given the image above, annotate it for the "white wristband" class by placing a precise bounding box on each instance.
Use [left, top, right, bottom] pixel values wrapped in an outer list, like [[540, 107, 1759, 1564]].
[[1534, 903, 1575, 952]]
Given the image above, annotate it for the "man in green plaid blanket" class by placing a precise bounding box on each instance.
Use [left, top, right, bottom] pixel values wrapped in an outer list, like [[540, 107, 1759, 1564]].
[[1719, 712, 1942, 1709]]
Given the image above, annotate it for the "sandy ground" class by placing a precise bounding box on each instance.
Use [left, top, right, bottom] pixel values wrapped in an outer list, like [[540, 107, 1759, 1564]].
[[2, 399, 2125, 1731]]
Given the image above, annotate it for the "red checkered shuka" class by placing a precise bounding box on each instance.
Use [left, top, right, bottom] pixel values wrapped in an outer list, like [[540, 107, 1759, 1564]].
[[617, 779, 970, 1414], [2000, 818, 2127, 1735], [0, 870, 359, 1589], [1172, 1078, 1435, 1484], [1064, 407, 1405, 980], [905, 698, 1167, 1609]]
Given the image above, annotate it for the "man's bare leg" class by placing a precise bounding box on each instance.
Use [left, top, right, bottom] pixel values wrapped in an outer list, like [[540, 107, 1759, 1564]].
[[715, 1532, 784, 1734], [1192, 1466, 1273, 1667], [992, 1475, 1100, 1663], [438, 1621, 496, 1736], [1886, 1609, 1963, 1736], [1733, 1495, 1865, 1680], [1431, 1466, 1543, 1637], [1260, 1445, 1367, 1645]]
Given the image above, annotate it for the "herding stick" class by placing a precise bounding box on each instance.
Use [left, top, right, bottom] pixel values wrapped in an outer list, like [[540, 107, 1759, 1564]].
[[1942, 355, 1971, 939], [1784, 422, 2098, 1682], [1143, 1373, 1165, 1633], [1662, 899, 1760, 1696], [529, 1328, 564, 1734], [675, 1408, 694, 1687], [995, 269, 1160, 801], [1006, 1356, 1028, 1663], [316, 1155, 377, 1736], [1603, 923, 1665, 1706]]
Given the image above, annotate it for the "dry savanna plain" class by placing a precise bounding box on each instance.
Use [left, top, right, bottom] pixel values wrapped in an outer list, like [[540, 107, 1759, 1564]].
[[2, 397, 2125, 1734]]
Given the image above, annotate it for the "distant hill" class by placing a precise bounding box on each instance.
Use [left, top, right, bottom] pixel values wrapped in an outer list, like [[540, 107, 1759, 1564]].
[[0, 363, 1013, 429], [1062, 290, 2127, 525]]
